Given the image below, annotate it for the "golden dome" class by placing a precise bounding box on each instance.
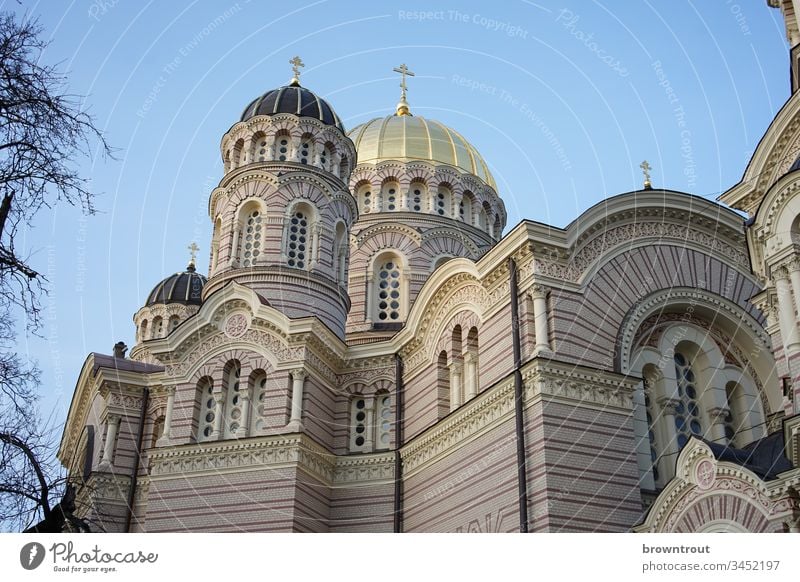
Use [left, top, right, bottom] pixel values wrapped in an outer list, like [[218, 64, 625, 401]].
[[348, 115, 496, 189]]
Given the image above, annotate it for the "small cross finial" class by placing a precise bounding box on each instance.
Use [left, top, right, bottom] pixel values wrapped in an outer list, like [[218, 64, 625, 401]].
[[392, 63, 415, 116], [188, 242, 199, 269], [640, 160, 652, 189], [289, 56, 304, 85]]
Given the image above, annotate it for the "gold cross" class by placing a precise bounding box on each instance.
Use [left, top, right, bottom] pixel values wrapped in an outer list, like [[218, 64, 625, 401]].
[[640, 160, 652, 189], [289, 56, 304, 83], [393, 63, 415, 101], [188, 242, 199, 265]]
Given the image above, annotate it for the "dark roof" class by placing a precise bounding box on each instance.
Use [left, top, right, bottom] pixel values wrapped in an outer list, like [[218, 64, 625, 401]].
[[240, 82, 344, 131], [703, 431, 793, 480], [91, 353, 164, 375], [145, 264, 207, 307]]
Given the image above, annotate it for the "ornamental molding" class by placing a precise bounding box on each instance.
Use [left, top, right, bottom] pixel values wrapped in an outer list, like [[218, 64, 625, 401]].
[[618, 287, 770, 374], [148, 435, 394, 487], [401, 358, 637, 476], [355, 222, 422, 247], [635, 439, 798, 532], [534, 221, 749, 284], [85, 472, 131, 502]]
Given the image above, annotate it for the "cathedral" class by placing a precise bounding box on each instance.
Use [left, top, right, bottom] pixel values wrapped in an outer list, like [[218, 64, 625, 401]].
[[58, 4, 800, 533]]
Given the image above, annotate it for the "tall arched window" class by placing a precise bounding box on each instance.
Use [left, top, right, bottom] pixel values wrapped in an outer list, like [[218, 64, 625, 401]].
[[139, 320, 148, 343], [409, 183, 424, 212], [275, 132, 290, 162], [382, 181, 399, 212], [321, 142, 334, 171], [435, 186, 451, 216], [642, 367, 661, 486], [253, 132, 268, 162], [375, 393, 391, 450], [374, 255, 403, 322], [250, 370, 268, 433], [461, 192, 474, 224], [358, 184, 373, 214], [223, 361, 242, 439], [493, 214, 502, 238], [298, 134, 314, 164], [150, 416, 165, 449], [196, 377, 215, 442], [349, 396, 369, 452], [673, 351, 703, 449], [285, 202, 317, 270], [211, 217, 222, 273], [152, 316, 163, 339], [238, 203, 264, 268], [438, 351, 450, 418], [334, 222, 347, 284], [168, 315, 180, 334]]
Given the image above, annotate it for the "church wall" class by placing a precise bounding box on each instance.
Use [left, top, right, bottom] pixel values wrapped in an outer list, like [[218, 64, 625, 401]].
[[293, 469, 331, 532], [302, 374, 338, 450], [144, 467, 299, 532], [329, 483, 394, 532], [527, 399, 642, 532], [403, 416, 519, 532], [403, 364, 441, 440], [477, 301, 515, 389]]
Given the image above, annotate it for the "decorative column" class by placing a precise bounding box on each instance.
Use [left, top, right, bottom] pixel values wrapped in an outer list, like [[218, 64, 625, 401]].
[[464, 352, 478, 401], [364, 398, 375, 451], [775, 267, 800, 353], [287, 368, 306, 431], [239, 388, 251, 438], [707, 406, 730, 443], [156, 387, 176, 447], [229, 224, 240, 267], [310, 225, 320, 268], [531, 285, 550, 353], [790, 259, 800, 318], [449, 361, 463, 411], [99, 414, 121, 470], [211, 392, 224, 440], [657, 397, 682, 461]]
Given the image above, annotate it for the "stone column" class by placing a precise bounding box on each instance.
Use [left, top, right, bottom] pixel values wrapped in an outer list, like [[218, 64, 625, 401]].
[[464, 352, 478, 401], [657, 397, 682, 461], [775, 267, 800, 353], [156, 387, 175, 447], [287, 368, 306, 431], [531, 285, 550, 352], [310, 225, 320, 268], [99, 414, 121, 470], [449, 362, 463, 411], [789, 259, 800, 318], [364, 398, 375, 451], [707, 406, 730, 443], [239, 388, 251, 438], [229, 224, 240, 267], [211, 392, 224, 440]]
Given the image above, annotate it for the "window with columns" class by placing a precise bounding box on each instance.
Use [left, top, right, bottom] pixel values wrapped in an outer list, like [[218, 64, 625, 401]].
[[373, 253, 405, 322], [349, 393, 391, 453], [239, 204, 264, 268], [633, 324, 765, 489], [435, 185, 451, 216], [382, 181, 399, 212], [437, 351, 450, 416], [460, 192, 474, 223], [445, 325, 480, 412], [298, 134, 313, 164], [334, 222, 347, 285], [223, 361, 243, 439], [285, 202, 318, 270], [152, 316, 163, 339], [197, 376, 216, 441], [250, 370, 268, 433], [139, 320, 148, 343], [410, 183, 424, 212]]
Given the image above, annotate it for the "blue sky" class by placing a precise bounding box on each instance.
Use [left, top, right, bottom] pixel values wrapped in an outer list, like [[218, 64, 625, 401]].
[[7, 1, 790, 425]]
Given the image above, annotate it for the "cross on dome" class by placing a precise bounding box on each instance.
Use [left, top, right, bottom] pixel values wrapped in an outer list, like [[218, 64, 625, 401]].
[[393, 63, 415, 116]]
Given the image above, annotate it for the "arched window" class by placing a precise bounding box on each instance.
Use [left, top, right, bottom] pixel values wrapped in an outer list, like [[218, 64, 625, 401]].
[[339, 155, 349, 178], [232, 138, 244, 169], [349, 396, 369, 452], [238, 202, 264, 268], [250, 370, 268, 433], [673, 351, 703, 449], [464, 327, 479, 400], [493, 214, 502, 239], [298, 133, 314, 165], [168, 315, 180, 334], [358, 184, 373, 214], [223, 361, 242, 439], [139, 320, 148, 343], [409, 183, 424, 212], [334, 222, 347, 284], [253, 132, 268, 162], [152, 316, 163, 339], [275, 132, 290, 162], [382, 181, 399, 212], [197, 377, 216, 442], [435, 186, 451, 216], [478, 207, 488, 232], [642, 367, 661, 486], [321, 142, 334, 171], [285, 202, 317, 269], [374, 254, 403, 322], [375, 393, 391, 450]]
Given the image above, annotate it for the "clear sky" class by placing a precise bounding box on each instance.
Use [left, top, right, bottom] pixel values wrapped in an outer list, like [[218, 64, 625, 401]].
[[7, 1, 791, 427]]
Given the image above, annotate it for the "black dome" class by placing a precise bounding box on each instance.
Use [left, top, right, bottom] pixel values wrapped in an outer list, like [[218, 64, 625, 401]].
[[145, 264, 207, 307], [240, 82, 344, 131]]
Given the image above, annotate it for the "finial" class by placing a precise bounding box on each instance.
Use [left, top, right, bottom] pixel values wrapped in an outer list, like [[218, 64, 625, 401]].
[[392, 63, 415, 116], [289, 56, 304, 86], [640, 160, 652, 190], [187, 241, 199, 271]]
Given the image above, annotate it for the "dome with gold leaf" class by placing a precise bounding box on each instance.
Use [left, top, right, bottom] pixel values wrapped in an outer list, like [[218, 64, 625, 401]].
[[348, 114, 496, 189]]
